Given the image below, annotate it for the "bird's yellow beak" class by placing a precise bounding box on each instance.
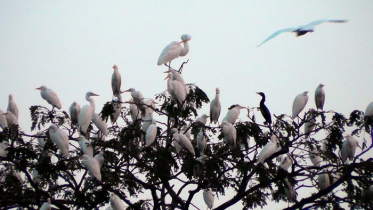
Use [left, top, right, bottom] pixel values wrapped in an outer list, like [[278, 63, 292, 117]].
[[164, 75, 171, 80]]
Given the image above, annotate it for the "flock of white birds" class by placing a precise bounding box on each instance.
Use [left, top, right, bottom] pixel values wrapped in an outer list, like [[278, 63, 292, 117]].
[[1, 19, 373, 210]]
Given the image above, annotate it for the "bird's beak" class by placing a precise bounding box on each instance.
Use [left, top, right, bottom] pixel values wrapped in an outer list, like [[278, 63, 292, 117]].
[[164, 75, 171, 80], [92, 93, 99, 97], [153, 101, 158, 104], [240, 106, 246, 109], [163, 70, 171, 73], [256, 92, 260, 95], [122, 89, 130, 93], [35, 87, 41, 90]]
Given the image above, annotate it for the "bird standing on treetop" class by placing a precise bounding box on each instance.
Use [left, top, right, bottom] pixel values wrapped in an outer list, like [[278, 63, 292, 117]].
[[36, 85, 62, 109], [210, 88, 221, 124], [157, 34, 191, 66], [222, 104, 246, 124], [315, 84, 325, 110], [165, 73, 187, 110], [122, 88, 145, 112], [164, 68, 189, 94], [257, 19, 347, 47], [111, 65, 121, 100], [256, 92, 272, 125], [292, 91, 309, 119], [69, 101, 81, 125], [7, 94, 19, 119], [78, 92, 99, 136]]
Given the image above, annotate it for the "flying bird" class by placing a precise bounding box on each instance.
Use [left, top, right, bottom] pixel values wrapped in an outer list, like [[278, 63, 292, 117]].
[[257, 19, 347, 47], [111, 65, 122, 100], [157, 34, 191, 66], [256, 92, 272, 124], [292, 91, 309, 119], [315, 84, 325, 110], [7, 94, 19, 119], [36, 85, 62, 109], [210, 88, 221, 124]]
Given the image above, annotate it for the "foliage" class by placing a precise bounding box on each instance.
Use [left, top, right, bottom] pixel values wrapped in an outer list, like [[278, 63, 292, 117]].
[[1, 66, 373, 210]]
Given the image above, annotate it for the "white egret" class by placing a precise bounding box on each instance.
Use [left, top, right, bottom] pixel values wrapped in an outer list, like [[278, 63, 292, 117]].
[[122, 88, 145, 111], [157, 34, 191, 66], [164, 68, 189, 94], [142, 116, 153, 135], [315, 84, 325, 110], [197, 130, 206, 156], [221, 121, 236, 149], [258, 136, 277, 163], [172, 141, 182, 154], [196, 114, 209, 125], [7, 94, 19, 119], [2, 111, 18, 127], [222, 104, 246, 124], [171, 128, 195, 156], [257, 19, 347, 47], [81, 154, 101, 181], [94, 152, 104, 169], [128, 99, 142, 122], [318, 171, 330, 190], [145, 119, 157, 147], [78, 135, 93, 157], [69, 101, 81, 125], [36, 85, 62, 109], [78, 92, 99, 135], [309, 147, 322, 167], [203, 189, 214, 210], [111, 65, 122, 100], [292, 91, 309, 119], [284, 178, 296, 202], [210, 88, 221, 124], [36, 131, 46, 148], [111, 95, 122, 124], [0, 110, 8, 129], [364, 101, 373, 122], [341, 134, 358, 163], [92, 113, 109, 136], [304, 109, 316, 137], [256, 92, 272, 124], [39, 198, 51, 210], [279, 154, 293, 171], [32, 169, 41, 184], [0, 141, 9, 157], [165, 73, 187, 110], [48, 124, 69, 158], [109, 194, 124, 210], [143, 98, 157, 118]]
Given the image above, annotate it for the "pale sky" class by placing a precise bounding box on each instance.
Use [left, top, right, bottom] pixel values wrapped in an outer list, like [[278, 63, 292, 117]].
[[1, 1, 372, 209]]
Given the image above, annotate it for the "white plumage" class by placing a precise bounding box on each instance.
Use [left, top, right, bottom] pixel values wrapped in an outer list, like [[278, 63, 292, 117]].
[[109, 194, 124, 210], [145, 119, 157, 147], [203, 189, 214, 209], [0, 110, 8, 129], [258, 136, 277, 163], [112, 95, 122, 124], [164, 68, 189, 94], [157, 34, 191, 66], [78, 92, 99, 134], [39, 198, 51, 210], [48, 124, 69, 158], [341, 134, 357, 163], [315, 84, 325, 110], [222, 104, 246, 124], [92, 113, 108, 137], [7, 94, 19, 119], [304, 109, 316, 136], [36, 131, 46, 148], [197, 130, 206, 156], [171, 128, 195, 156], [364, 101, 373, 120], [0, 141, 9, 157], [165, 73, 187, 110], [257, 19, 347, 47], [81, 154, 101, 181], [36, 85, 62, 109], [94, 152, 104, 169], [292, 91, 309, 119], [221, 121, 236, 149], [309, 147, 322, 167], [3, 111, 18, 127], [210, 88, 221, 124], [279, 154, 293, 171], [111, 65, 122, 99], [143, 98, 157, 118], [78, 135, 93, 157], [196, 114, 209, 125], [69, 101, 81, 125], [284, 178, 296, 202], [318, 172, 330, 190]]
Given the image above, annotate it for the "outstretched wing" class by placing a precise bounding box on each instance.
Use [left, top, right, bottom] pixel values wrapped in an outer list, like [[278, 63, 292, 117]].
[[302, 19, 347, 29], [257, 27, 299, 47]]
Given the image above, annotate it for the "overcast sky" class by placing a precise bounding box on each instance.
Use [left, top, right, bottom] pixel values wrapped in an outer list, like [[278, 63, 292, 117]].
[[1, 1, 372, 209]]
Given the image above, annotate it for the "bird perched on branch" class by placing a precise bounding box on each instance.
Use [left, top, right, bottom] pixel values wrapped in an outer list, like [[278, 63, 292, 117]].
[[256, 92, 272, 125], [157, 34, 191, 66]]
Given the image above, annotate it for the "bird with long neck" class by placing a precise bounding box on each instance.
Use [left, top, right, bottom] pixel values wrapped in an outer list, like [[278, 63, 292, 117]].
[[210, 88, 221, 124], [256, 92, 272, 125], [157, 34, 192, 67], [78, 92, 99, 136], [7, 94, 19, 119], [111, 65, 121, 100]]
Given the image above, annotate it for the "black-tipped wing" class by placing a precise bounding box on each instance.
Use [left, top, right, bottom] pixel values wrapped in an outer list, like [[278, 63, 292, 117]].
[[301, 19, 347, 29]]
